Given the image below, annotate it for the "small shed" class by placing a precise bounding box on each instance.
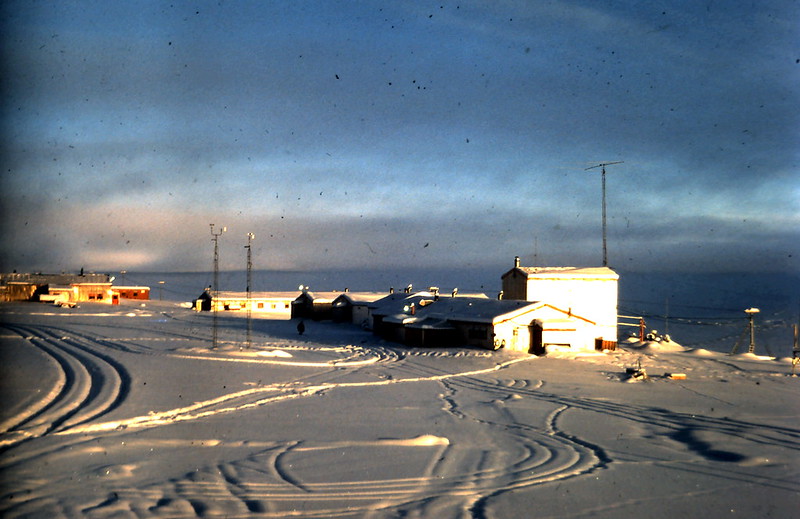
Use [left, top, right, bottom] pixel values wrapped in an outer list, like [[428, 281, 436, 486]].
[[331, 291, 392, 325], [194, 290, 212, 311], [291, 291, 343, 320]]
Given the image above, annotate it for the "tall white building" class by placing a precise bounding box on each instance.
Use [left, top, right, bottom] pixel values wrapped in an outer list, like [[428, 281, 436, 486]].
[[501, 257, 619, 346]]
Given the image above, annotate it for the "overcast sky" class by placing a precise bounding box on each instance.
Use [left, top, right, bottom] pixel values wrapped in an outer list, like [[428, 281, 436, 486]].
[[1, 1, 798, 274]]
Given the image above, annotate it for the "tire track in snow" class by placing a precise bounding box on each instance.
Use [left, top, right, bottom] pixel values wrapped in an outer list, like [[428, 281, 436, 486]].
[[439, 366, 800, 503], [0, 324, 130, 448], [86, 356, 606, 519], [104, 427, 596, 519], [451, 371, 800, 453], [391, 358, 800, 514]]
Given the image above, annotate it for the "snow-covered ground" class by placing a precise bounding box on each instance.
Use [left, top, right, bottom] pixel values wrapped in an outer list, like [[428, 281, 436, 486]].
[[1, 300, 798, 518]]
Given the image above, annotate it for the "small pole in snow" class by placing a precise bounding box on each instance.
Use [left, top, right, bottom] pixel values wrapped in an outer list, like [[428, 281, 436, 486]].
[[639, 317, 646, 342]]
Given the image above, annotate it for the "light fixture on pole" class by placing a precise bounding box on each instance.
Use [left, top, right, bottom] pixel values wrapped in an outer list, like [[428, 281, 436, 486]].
[[744, 307, 760, 354], [210, 223, 226, 349], [585, 161, 623, 267]]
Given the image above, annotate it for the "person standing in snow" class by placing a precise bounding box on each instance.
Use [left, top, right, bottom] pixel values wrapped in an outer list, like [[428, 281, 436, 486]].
[[297, 320, 305, 336]]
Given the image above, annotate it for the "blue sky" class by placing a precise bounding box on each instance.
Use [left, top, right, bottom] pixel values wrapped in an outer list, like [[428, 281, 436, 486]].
[[1, 1, 798, 273]]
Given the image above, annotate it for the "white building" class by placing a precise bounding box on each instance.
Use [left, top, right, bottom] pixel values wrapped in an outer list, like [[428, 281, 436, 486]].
[[501, 257, 619, 347], [195, 291, 298, 319], [379, 296, 600, 353]]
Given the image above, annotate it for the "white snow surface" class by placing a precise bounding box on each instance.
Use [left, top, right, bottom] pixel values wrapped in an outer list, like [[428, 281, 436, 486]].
[[1, 300, 798, 518]]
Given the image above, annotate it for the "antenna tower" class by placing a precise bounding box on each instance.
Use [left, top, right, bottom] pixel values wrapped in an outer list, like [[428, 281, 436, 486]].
[[585, 161, 623, 266], [210, 223, 226, 349], [245, 232, 255, 349]]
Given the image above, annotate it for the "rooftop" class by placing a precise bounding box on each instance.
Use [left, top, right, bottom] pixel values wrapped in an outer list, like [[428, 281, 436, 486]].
[[503, 266, 619, 280]]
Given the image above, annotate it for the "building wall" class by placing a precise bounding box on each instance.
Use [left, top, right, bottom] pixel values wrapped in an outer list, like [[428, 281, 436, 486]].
[[525, 277, 617, 342], [352, 304, 372, 327], [493, 306, 603, 353], [492, 320, 531, 352], [501, 271, 528, 300], [405, 327, 458, 348], [449, 321, 496, 349], [210, 298, 292, 316], [252, 300, 292, 314], [46, 287, 73, 302], [331, 302, 353, 323], [115, 287, 150, 300], [74, 284, 113, 303], [5, 283, 39, 301], [291, 294, 314, 319], [503, 268, 618, 344]]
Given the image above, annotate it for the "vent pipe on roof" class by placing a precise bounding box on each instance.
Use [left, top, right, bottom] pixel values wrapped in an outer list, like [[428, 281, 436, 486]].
[[498, 290, 504, 300], [345, 287, 349, 293], [514, 256, 520, 268], [389, 287, 394, 294]]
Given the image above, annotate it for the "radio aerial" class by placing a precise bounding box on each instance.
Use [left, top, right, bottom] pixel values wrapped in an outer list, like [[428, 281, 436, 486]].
[[585, 161, 623, 267]]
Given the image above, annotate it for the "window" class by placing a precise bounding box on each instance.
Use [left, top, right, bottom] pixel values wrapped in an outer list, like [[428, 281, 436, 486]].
[[258, 303, 264, 309]]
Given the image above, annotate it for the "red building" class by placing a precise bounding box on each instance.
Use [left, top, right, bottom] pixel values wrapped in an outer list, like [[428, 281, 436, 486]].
[[113, 286, 150, 300]]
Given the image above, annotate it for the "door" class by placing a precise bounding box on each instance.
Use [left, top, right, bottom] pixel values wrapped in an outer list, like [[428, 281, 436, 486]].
[[529, 322, 545, 355]]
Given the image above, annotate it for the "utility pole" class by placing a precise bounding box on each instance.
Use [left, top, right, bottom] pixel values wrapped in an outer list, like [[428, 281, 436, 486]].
[[245, 232, 255, 349], [585, 161, 623, 267], [210, 223, 226, 349]]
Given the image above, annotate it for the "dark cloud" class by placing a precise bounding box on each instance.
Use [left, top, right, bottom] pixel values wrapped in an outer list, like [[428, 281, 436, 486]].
[[1, 1, 797, 274]]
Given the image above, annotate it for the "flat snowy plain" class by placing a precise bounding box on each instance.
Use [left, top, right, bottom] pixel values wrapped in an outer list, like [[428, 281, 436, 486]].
[[1, 300, 798, 518]]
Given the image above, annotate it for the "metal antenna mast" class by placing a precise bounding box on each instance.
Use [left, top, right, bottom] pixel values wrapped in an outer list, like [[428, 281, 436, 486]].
[[245, 232, 255, 349], [585, 161, 623, 266], [210, 223, 226, 349]]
